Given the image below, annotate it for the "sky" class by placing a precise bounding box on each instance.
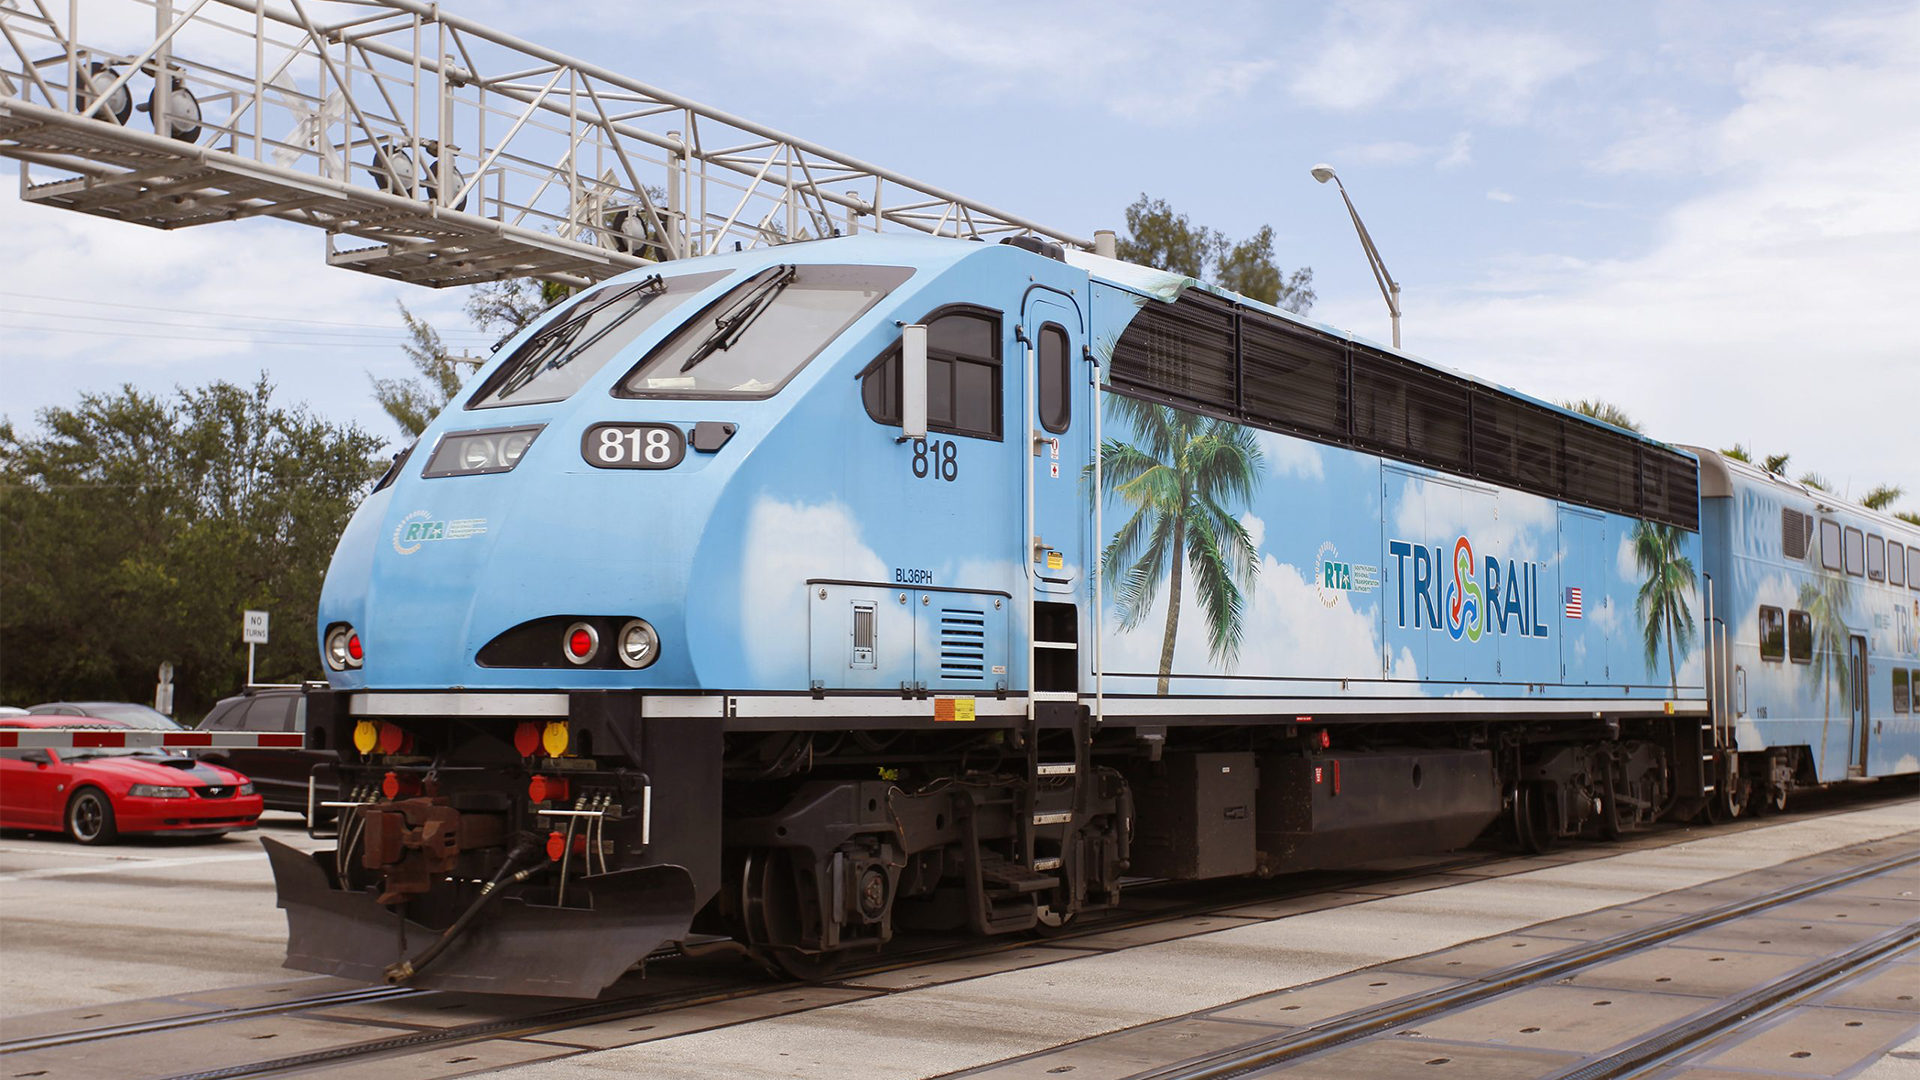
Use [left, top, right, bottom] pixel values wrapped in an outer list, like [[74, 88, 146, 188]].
[[2, 0, 1915, 507]]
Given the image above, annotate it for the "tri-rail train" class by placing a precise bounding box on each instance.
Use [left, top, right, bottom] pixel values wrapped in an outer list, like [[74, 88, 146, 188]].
[[267, 233, 1920, 996]]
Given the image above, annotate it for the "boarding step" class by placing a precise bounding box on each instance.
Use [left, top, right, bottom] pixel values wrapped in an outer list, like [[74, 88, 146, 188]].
[[1031, 691, 1079, 702], [981, 858, 1059, 895], [1034, 640, 1078, 651]]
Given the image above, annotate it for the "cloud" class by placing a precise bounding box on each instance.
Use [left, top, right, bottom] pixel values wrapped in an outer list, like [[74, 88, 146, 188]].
[[529, 0, 1277, 124], [1485, 189, 1518, 203], [737, 497, 888, 681], [1332, 131, 1474, 172], [1256, 431, 1325, 481], [1289, 6, 1597, 121], [1405, 7, 1920, 496]]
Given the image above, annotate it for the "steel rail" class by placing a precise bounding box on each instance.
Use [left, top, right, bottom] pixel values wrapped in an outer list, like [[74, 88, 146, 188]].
[[1129, 846, 1920, 1080], [1562, 931, 1920, 1079], [0, 985, 426, 1055]]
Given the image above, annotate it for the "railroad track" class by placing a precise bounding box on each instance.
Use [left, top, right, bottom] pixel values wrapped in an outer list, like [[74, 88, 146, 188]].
[[4, 779, 1909, 1079], [1124, 845, 1920, 1080]]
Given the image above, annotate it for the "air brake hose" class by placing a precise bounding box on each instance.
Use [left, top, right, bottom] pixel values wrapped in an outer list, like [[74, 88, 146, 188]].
[[383, 835, 547, 985]]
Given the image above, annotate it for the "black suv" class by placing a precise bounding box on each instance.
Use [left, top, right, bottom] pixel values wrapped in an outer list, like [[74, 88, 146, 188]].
[[196, 687, 338, 822]]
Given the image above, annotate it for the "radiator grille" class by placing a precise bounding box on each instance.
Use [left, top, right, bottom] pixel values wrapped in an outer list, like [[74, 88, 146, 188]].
[[939, 608, 987, 680]]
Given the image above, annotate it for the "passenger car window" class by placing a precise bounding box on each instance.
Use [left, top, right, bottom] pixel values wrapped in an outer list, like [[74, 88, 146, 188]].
[[861, 308, 1004, 440], [1787, 610, 1812, 663], [618, 264, 912, 400], [1844, 526, 1865, 576], [1910, 545, 1920, 590], [1758, 606, 1785, 662], [468, 271, 727, 410], [1866, 534, 1885, 581], [1891, 543, 1905, 587], [1894, 668, 1910, 714], [1038, 324, 1070, 434], [1820, 519, 1842, 570]]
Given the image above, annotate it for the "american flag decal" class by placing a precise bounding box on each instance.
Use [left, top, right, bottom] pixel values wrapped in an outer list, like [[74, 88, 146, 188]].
[[1564, 587, 1583, 619]]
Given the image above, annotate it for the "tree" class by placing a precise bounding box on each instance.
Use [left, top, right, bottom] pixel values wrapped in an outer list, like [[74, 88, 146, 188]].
[[1763, 453, 1791, 476], [1630, 519, 1697, 694], [465, 277, 574, 349], [1559, 399, 1641, 433], [1898, 511, 1920, 527], [1861, 484, 1903, 511], [1117, 195, 1315, 314], [0, 377, 381, 717], [1097, 395, 1264, 695], [1798, 472, 1831, 492], [1722, 444, 1753, 464], [369, 302, 470, 438]]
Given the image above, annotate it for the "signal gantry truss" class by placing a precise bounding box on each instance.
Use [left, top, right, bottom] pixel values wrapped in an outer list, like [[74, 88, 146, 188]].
[[0, 0, 1089, 287]]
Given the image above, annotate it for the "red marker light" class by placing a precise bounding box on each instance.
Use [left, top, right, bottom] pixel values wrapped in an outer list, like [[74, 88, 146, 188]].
[[379, 722, 405, 755], [382, 771, 400, 798], [347, 633, 363, 661], [568, 629, 593, 657], [546, 831, 566, 861]]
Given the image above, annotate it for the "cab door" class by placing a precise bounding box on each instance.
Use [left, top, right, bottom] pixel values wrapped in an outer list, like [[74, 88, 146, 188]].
[[1022, 292, 1088, 691]]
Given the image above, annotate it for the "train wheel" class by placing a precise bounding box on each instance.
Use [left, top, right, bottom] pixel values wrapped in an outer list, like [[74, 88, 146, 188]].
[[1514, 783, 1557, 854], [767, 946, 848, 982]]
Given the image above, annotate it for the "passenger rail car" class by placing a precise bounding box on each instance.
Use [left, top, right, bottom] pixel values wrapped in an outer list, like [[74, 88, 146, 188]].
[[268, 234, 1915, 996]]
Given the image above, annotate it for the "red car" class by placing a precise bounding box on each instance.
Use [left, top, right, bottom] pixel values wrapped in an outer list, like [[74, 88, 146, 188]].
[[0, 717, 264, 843]]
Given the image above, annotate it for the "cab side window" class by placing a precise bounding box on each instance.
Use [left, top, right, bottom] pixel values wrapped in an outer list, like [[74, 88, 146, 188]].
[[1038, 324, 1071, 434], [861, 308, 1003, 440], [1758, 606, 1785, 662]]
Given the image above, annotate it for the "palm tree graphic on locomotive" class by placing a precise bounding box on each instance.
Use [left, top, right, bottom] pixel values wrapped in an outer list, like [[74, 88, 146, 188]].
[[1798, 534, 1854, 761], [1631, 518, 1699, 694], [1095, 395, 1264, 695]]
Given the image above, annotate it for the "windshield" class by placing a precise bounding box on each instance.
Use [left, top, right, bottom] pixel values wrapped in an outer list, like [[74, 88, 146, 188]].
[[616, 264, 911, 399], [76, 704, 180, 729], [468, 270, 728, 409]]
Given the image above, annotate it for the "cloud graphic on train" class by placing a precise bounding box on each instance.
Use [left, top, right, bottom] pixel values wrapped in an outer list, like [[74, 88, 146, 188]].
[[738, 497, 888, 682], [1103, 512, 1422, 692]]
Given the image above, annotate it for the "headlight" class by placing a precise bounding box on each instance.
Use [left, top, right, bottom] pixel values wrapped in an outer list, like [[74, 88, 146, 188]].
[[422, 425, 544, 478], [617, 619, 660, 669], [129, 784, 191, 798], [326, 624, 363, 671], [239, 782, 256, 795]]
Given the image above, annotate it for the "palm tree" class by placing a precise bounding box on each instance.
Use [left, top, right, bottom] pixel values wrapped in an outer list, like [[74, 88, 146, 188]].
[[1097, 395, 1263, 695], [1861, 484, 1904, 511], [1558, 398, 1641, 433], [1799, 535, 1853, 766], [1630, 519, 1698, 693]]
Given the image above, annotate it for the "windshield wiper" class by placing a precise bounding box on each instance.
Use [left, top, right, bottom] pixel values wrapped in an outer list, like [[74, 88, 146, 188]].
[[680, 264, 797, 374], [492, 275, 665, 401]]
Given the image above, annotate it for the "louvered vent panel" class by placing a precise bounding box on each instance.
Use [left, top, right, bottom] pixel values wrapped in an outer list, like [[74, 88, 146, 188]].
[[1783, 507, 1808, 560], [939, 608, 987, 680]]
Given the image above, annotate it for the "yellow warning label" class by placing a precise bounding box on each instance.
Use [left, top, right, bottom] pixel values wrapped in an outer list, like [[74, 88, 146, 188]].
[[542, 720, 570, 756], [352, 720, 379, 755], [1046, 550, 1063, 570], [933, 697, 976, 722]]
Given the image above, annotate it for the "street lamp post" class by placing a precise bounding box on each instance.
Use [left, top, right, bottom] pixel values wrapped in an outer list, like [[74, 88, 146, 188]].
[[1311, 164, 1401, 350]]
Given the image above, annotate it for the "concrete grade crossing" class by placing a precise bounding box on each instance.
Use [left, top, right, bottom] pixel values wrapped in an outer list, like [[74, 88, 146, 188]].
[[0, 794, 1913, 1079]]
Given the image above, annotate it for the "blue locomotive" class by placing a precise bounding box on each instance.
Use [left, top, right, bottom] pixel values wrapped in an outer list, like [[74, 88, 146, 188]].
[[267, 233, 1919, 995]]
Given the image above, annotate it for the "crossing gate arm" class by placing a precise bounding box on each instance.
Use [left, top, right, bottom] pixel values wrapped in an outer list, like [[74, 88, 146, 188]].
[[0, 728, 306, 750]]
